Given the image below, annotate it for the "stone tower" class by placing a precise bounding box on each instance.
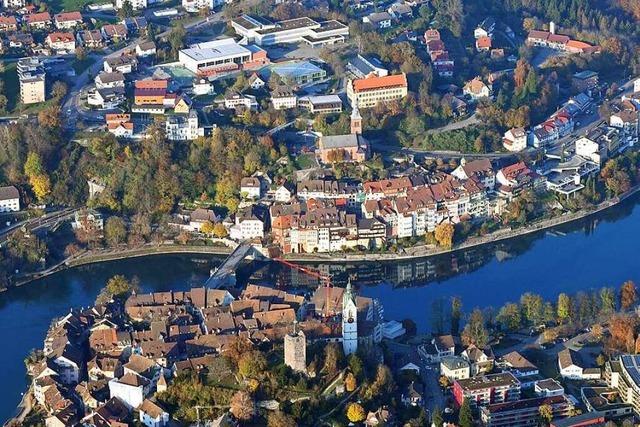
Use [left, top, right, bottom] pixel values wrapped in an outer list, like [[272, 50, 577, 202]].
[[284, 324, 306, 373], [342, 280, 358, 356], [350, 105, 362, 135]]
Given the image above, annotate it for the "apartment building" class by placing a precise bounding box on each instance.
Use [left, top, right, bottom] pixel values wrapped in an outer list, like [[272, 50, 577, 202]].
[[46, 32, 76, 53], [605, 355, 640, 416], [347, 73, 408, 108], [17, 57, 46, 105], [453, 372, 521, 408], [165, 110, 204, 141], [480, 395, 573, 427]]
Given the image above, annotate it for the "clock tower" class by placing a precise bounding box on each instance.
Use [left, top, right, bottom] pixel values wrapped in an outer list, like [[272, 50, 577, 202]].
[[342, 279, 358, 356]]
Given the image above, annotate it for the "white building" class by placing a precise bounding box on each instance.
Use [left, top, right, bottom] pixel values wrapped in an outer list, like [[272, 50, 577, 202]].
[[362, 12, 393, 29], [224, 92, 258, 110], [634, 78, 640, 94], [0, 186, 20, 212], [182, 0, 215, 13], [575, 136, 603, 165], [274, 184, 293, 202], [535, 378, 564, 397], [240, 177, 262, 199], [136, 41, 157, 58], [230, 206, 265, 240], [115, 0, 147, 10], [440, 356, 471, 381], [193, 79, 214, 96], [139, 399, 169, 427], [109, 373, 149, 409], [558, 349, 601, 380], [271, 87, 297, 110], [503, 127, 528, 152], [165, 111, 204, 141], [95, 72, 125, 89], [178, 38, 267, 75], [231, 15, 349, 47], [2, 0, 25, 8], [342, 281, 358, 356]]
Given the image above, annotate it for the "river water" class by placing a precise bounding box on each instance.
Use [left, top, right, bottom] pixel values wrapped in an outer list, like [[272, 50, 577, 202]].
[[3, 194, 640, 421]]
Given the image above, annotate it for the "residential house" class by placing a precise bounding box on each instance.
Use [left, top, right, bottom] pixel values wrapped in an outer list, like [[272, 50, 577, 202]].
[[558, 348, 601, 380], [388, 2, 413, 20], [95, 72, 125, 89], [104, 55, 137, 74], [503, 127, 528, 152], [230, 205, 265, 240], [240, 177, 262, 199], [87, 87, 126, 109], [108, 373, 149, 409], [461, 344, 495, 376], [165, 110, 203, 141], [474, 17, 496, 39], [138, 399, 169, 427], [476, 35, 492, 52], [0, 185, 20, 212], [248, 73, 265, 89], [463, 77, 492, 100], [496, 162, 543, 199], [136, 41, 156, 58], [451, 158, 496, 192], [224, 92, 258, 110], [26, 12, 51, 29], [101, 24, 128, 42], [274, 183, 294, 203], [362, 12, 393, 29], [419, 334, 457, 362], [77, 30, 104, 48], [441, 356, 471, 381], [46, 32, 76, 53], [0, 16, 18, 32], [54, 11, 83, 29]]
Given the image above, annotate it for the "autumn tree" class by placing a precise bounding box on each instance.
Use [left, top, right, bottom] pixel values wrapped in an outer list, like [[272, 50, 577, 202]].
[[539, 404, 553, 424], [51, 81, 68, 101], [322, 342, 343, 376], [267, 411, 296, 427], [24, 152, 51, 202], [346, 402, 366, 423], [520, 293, 543, 325], [238, 351, 267, 379], [37, 105, 61, 128], [230, 391, 255, 421], [95, 275, 137, 305], [104, 216, 127, 247], [462, 309, 489, 347], [608, 315, 638, 352], [434, 223, 455, 248], [621, 281, 637, 310], [451, 296, 462, 335], [200, 220, 215, 234], [212, 223, 228, 238], [345, 372, 357, 392]]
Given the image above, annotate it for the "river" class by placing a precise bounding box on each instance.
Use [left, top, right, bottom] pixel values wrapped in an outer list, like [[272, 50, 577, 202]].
[[2, 194, 640, 421]]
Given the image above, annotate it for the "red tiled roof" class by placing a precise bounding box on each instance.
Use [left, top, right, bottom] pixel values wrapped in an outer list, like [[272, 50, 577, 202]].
[[55, 11, 82, 21], [26, 12, 51, 23], [352, 73, 407, 92], [47, 32, 74, 43]]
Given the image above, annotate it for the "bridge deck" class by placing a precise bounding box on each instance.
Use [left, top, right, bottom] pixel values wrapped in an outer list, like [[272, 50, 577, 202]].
[[205, 241, 257, 288]]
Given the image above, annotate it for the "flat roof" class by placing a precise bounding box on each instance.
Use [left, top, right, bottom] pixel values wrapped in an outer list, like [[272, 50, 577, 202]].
[[181, 38, 251, 62], [256, 17, 319, 34], [272, 61, 324, 78]]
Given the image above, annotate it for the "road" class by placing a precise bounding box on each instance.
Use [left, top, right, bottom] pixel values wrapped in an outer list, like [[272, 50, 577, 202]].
[[426, 112, 479, 135], [0, 208, 76, 244]]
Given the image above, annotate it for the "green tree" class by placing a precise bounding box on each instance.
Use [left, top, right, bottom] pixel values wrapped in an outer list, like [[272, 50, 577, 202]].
[[432, 406, 444, 427], [600, 287, 616, 315], [520, 293, 543, 325], [451, 296, 462, 335], [497, 303, 522, 331], [95, 275, 137, 305], [118, 0, 134, 18], [168, 23, 186, 57], [458, 398, 473, 427], [557, 293, 572, 323], [238, 351, 267, 378]]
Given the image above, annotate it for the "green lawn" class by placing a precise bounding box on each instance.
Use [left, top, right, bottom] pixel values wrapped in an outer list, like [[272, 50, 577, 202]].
[[294, 153, 317, 170], [0, 62, 19, 113], [47, 0, 103, 12]]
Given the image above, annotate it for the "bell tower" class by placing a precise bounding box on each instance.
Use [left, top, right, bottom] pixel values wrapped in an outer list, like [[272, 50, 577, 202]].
[[350, 105, 362, 135], [342, 280, 358, 356]]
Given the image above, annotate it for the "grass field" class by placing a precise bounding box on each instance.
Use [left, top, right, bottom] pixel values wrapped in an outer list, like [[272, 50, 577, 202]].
[[0, 62, 20, 113], [294, 153, 317, 170], [47, 0, 98, 12]]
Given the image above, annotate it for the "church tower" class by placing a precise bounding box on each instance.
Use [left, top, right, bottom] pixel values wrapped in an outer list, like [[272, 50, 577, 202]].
[[350, 105, 362, 135], [342, 280, 358, 356]]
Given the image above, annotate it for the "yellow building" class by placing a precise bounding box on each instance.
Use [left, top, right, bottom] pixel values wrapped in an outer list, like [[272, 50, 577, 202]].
[[18, 58, 46, 105], [346, 73, 408, 109]]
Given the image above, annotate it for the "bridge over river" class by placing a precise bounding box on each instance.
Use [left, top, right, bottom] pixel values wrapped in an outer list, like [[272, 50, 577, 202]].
[[204, 241, 267, 288]]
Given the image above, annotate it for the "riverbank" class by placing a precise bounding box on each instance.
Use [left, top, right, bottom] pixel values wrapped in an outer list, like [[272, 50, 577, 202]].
[[283, 184, 640, 262], [4, 183, 640, 288]]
